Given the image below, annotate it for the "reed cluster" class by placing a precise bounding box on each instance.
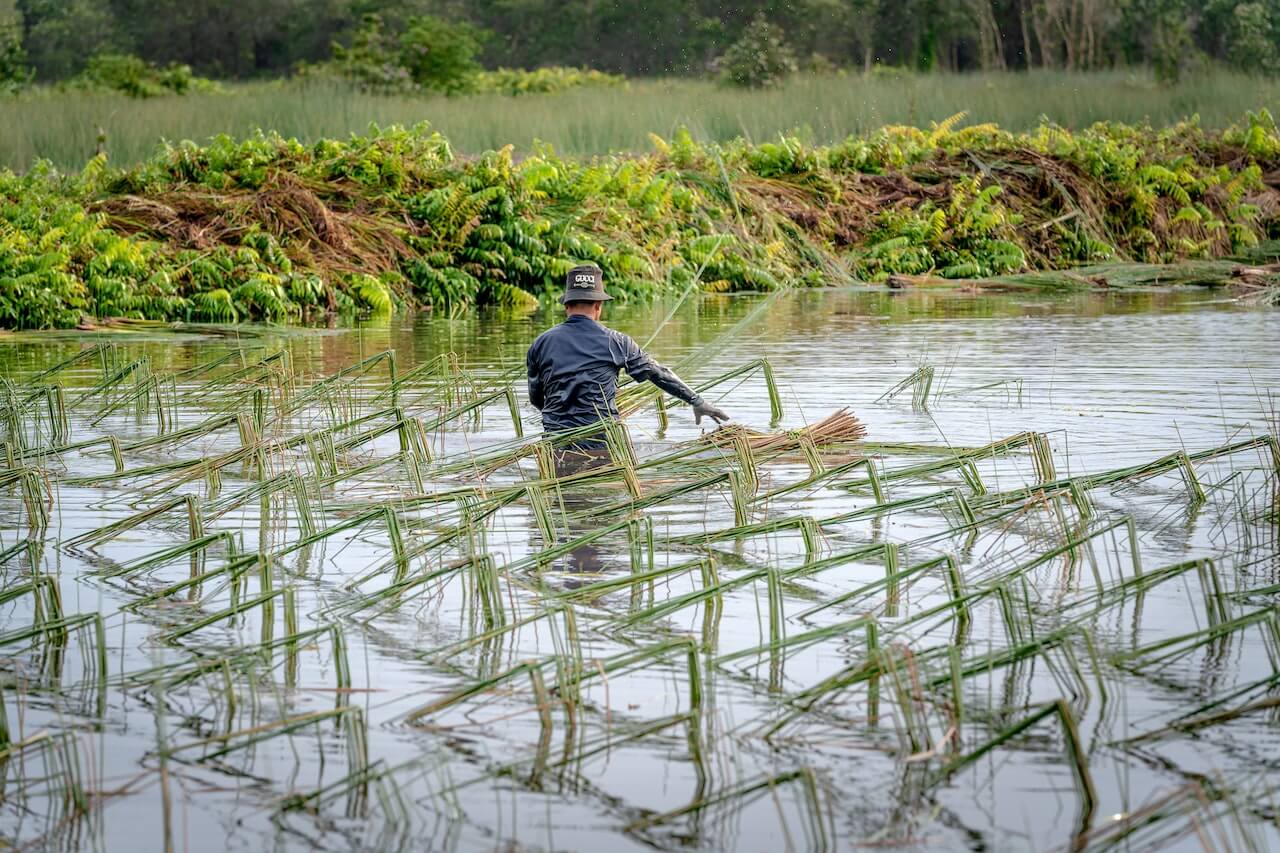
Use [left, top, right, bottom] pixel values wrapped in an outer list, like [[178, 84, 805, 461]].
[[0, 332, 1275, 847]]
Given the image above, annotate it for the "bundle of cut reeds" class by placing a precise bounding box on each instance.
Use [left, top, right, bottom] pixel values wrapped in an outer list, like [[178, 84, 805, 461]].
[[698, 408, 867, 452]]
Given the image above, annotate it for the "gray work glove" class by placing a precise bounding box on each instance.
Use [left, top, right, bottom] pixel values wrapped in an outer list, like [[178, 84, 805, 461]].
[[691, 398, 730, 426]]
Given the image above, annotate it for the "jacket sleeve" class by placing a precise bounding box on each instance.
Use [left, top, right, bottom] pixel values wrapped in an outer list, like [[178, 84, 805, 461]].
[[617, 334, 702, 406], [526, 344, 544, 410]]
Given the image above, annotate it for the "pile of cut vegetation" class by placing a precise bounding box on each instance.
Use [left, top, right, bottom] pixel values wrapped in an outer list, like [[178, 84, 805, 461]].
[[1, 111, 1277, 329]]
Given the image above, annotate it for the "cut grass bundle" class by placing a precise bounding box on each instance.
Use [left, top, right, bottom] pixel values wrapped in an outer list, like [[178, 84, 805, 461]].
[[700, 408, 867, 453]]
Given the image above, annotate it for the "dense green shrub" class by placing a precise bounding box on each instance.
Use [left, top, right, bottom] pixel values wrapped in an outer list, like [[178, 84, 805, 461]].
[[319, 15, 412, 92], [397, 15, 486, 92], [70, 54, 219, 98], [1150, 13, 1197, 83], [716, 14, 798, 88], [0, 16, 31, 92], [1227, 3, 1280, 73], [326, 14, 484, 94], [464, 66, 625, 95], [312, 15, 619, 97]]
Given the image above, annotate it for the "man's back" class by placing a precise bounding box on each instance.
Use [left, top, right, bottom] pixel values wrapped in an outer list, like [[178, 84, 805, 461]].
[[526, 263, 728, 440], [526, 314, 641, 432]]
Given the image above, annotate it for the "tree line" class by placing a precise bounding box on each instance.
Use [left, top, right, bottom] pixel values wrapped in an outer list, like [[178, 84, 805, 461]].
[[2, 0, 1278, 82]]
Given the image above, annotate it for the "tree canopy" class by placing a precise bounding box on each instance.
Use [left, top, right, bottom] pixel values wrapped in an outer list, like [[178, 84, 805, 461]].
[[5, 0, 1280, 81]]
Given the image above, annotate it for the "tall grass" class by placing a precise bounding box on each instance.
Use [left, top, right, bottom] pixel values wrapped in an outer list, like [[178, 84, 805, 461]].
[[4, 70, 1280, 172]]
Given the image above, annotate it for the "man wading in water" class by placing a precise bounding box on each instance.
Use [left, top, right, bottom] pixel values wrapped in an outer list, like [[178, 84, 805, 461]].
[[527, 264, 730, 475]]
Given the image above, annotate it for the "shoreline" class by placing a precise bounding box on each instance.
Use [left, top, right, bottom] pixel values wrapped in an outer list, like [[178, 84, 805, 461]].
[[3, 113, 1278, 330]]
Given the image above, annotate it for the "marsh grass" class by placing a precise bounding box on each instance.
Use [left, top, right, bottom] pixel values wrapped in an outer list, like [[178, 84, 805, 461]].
[[5, 71, 1280, 172], [0, 332, 1276, 848]]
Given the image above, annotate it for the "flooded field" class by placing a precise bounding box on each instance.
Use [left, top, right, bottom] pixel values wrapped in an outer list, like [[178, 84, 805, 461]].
[[0, 287, 1277, 851]]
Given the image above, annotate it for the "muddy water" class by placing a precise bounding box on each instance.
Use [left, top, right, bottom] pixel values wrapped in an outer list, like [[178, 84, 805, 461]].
[[0, 287, 1277, 852]]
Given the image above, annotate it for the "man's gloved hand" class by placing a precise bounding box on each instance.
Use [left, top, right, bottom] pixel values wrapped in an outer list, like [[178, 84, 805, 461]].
[[691, 398, 730, 426]]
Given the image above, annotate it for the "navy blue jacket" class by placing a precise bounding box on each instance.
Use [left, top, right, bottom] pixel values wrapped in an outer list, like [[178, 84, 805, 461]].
[[527, 315, 702, 433]]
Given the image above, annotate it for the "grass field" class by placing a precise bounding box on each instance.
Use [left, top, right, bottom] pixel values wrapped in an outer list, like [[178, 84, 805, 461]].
[[4, 70, 1280, 172]]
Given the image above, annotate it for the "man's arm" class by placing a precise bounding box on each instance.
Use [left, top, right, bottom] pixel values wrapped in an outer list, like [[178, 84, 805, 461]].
[[618, 335, 730, 424], [621, 343, 699, 405], [526, 346, 544, 411]]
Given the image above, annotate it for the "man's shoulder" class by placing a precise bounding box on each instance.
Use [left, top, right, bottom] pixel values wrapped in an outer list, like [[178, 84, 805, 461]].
[[530, 318, 629, 355], [528, 321, 577, 361], [530, 323, 565, 349], [598, 323, 635, 346]]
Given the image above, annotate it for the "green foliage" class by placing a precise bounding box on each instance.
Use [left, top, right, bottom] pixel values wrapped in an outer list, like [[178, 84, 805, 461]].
[[70, 54, 219, 98], [190, 288, 236, 323], [0, 169, 107, 328], [6, 0, 1280, 87], [397, 15, 485, 93], [18, 0, 124, 80], [8, 71, 1280, 175], [0, 12, 30, 91], [1151, 14, 1197, 83], [851, 177, 1027, 279], [800, 52, 839, 75], [717, 14, 798, 88], [1227, 3, 1280, 73], [1229, 109, 1280, 159], [324, 13, 484, 94], [464, 66, 625, 96], [0, 114, 1276, 329], [309, 15, 410, 93], [311, 16, 618, 98], [349, 272, 396, 315]]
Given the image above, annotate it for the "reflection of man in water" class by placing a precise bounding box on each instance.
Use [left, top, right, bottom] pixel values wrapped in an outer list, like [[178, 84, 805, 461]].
[[526, 264, 729, 475], [527, 264, 729, 578], [547, 448, 609, 583]]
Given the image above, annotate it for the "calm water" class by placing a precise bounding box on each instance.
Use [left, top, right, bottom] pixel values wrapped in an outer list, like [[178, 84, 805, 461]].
[[0, 288, 1277, 852]]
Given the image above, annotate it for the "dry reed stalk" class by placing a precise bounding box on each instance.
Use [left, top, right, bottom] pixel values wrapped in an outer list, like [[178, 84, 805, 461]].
[[698, 408, 867, 453]]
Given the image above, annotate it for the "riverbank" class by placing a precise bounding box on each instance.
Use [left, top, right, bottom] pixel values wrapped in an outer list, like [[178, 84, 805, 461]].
[[2, 112, 1278, 329]]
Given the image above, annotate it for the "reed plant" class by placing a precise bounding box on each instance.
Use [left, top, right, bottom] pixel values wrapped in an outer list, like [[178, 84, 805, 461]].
[[6, 71, 1280, 172], [0, 340, 1275, 849]]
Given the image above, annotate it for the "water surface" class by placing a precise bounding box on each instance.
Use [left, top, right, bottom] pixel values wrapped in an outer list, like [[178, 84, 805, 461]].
[[1, 287, 1276, 851]]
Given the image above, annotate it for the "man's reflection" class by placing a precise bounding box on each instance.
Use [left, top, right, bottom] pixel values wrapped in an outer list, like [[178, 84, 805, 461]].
[[550, 446, 612, 587]]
